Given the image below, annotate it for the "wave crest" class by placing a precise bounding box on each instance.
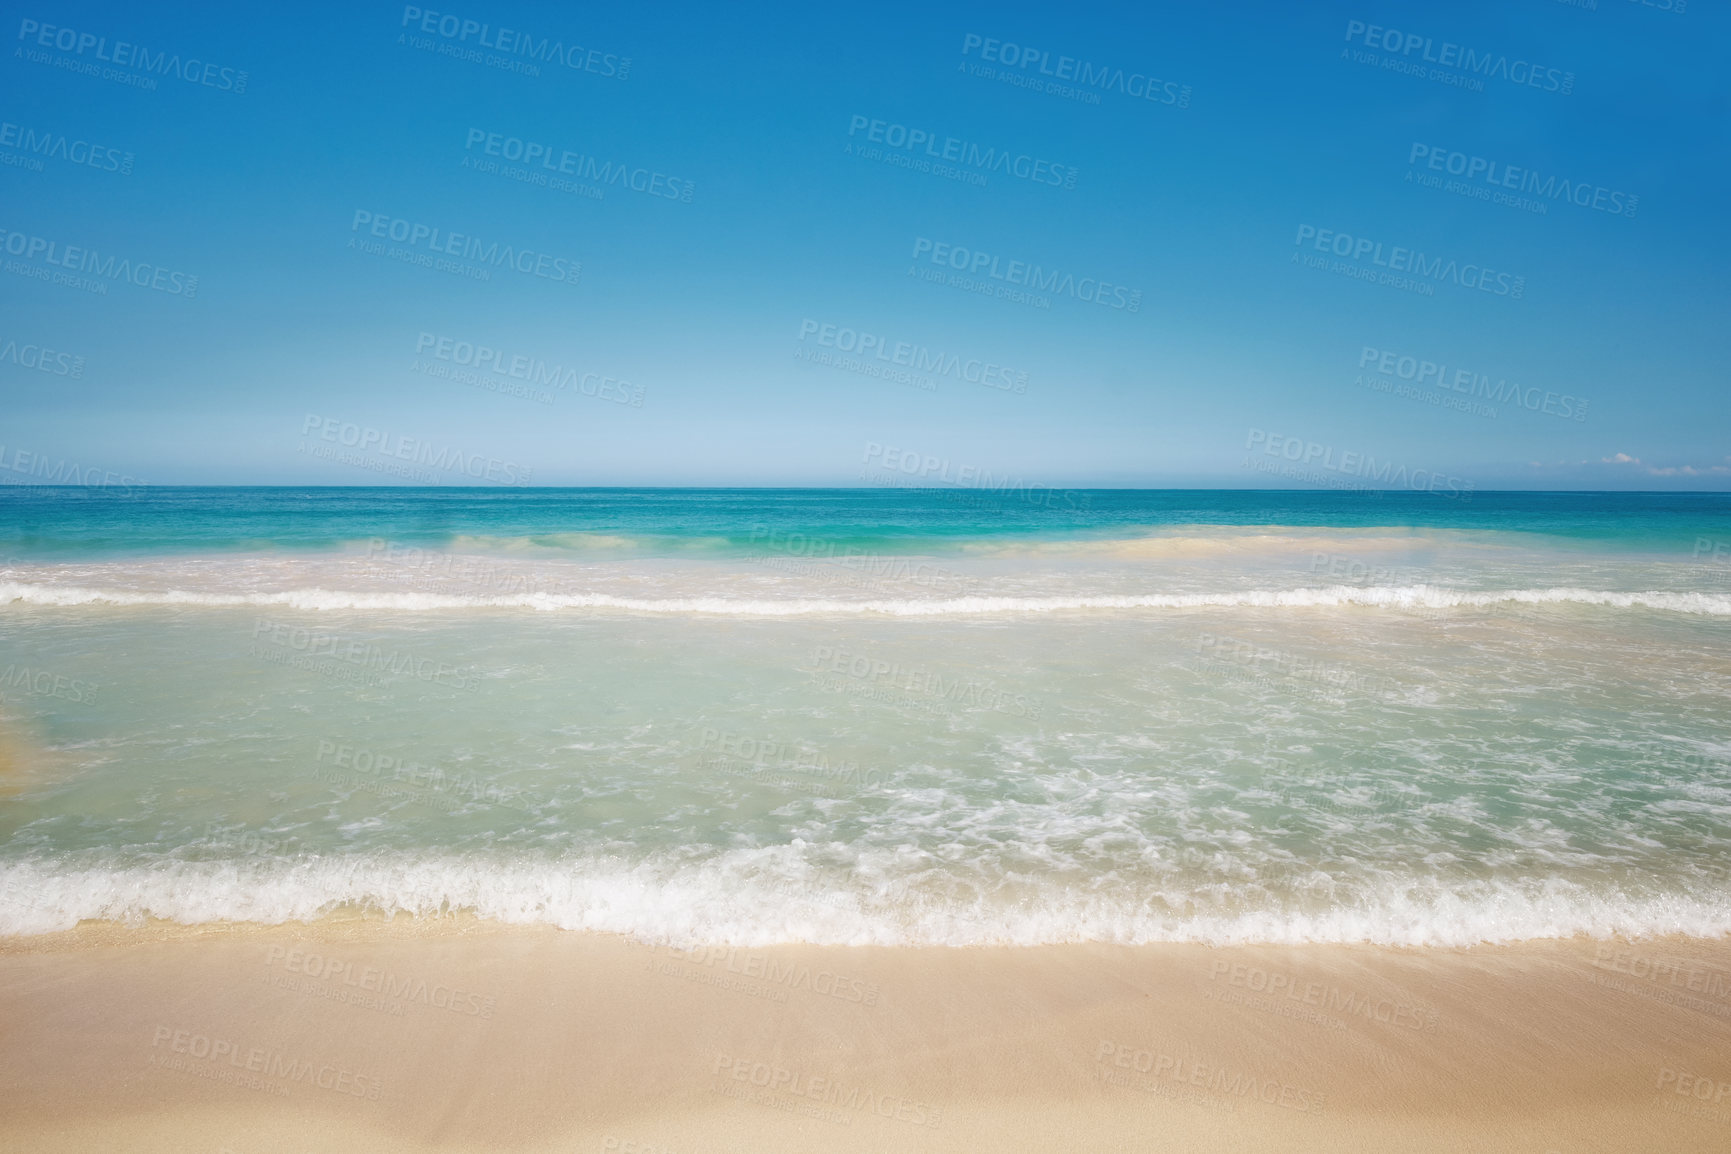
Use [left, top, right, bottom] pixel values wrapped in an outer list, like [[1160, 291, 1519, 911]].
[[2, 580, 1730, 616], [3, 853, 1728, 946]]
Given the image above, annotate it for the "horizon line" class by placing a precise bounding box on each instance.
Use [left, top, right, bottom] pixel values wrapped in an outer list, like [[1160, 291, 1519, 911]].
[[3, 485, 1731, 496]]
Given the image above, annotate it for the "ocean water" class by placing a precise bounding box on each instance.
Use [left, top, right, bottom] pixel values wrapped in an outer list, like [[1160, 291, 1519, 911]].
[[1, 487, 1729, 947]]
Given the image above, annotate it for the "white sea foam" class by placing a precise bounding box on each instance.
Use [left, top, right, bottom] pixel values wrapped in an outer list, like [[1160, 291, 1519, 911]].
[[3, 852, 1729, 946], [3, 581, 1730, 616]]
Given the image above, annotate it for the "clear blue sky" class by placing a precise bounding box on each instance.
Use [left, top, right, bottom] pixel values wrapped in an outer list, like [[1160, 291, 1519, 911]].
[[2, 0, 1726, 488]]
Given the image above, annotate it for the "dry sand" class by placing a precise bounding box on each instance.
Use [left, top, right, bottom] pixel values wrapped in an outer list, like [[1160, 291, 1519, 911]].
[[2, 921, 1728, 1152]]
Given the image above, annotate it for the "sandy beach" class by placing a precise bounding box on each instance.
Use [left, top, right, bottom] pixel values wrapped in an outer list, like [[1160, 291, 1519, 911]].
[[2, 923, 1727, 1153], [6, 0, 1726, 1144]]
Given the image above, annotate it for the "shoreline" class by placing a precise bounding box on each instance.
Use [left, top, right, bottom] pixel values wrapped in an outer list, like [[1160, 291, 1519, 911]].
[[3, 922, 1728, 1152]]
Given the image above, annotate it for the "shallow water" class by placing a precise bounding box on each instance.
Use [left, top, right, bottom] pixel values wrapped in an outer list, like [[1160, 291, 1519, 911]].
[[2, 488, 1728, 945]]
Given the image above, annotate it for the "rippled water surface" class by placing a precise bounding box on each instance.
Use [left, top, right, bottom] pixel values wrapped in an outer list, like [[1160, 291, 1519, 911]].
[[2, 488, 1728, 945]]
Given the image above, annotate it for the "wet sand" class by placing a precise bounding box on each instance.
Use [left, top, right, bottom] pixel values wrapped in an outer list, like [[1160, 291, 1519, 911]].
[[1, 922, 1728, 1153]]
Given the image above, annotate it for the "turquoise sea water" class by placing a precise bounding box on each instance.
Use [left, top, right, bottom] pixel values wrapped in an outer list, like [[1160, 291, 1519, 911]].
[[1, 488, 1729, 945], [4, 487, 1730, 557]]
